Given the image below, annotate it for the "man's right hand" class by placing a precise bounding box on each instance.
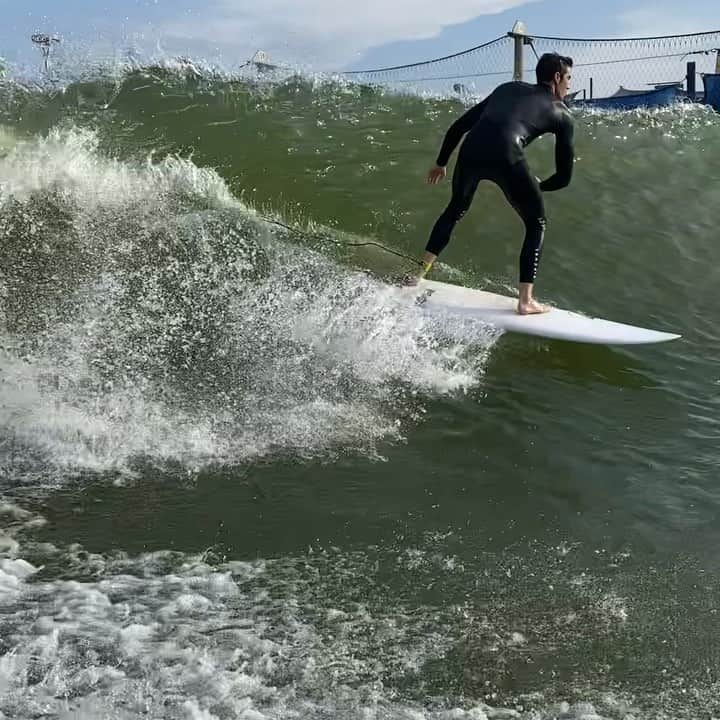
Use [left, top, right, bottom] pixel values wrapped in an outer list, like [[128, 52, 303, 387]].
[[426, 165, 446, 184]]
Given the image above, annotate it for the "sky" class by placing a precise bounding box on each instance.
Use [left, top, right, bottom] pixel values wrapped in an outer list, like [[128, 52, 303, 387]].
[[0, 0, 717, 74]]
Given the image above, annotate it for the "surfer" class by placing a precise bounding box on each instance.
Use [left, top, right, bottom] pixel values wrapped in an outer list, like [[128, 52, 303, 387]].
[[407, 52, 575, 315]]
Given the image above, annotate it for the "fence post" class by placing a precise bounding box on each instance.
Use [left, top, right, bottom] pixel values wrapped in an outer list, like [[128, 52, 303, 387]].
[[507, 21, 528, 81], [686, 61, 696, 99]]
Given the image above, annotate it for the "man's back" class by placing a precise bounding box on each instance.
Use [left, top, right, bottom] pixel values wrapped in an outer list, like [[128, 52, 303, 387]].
[[435, 80, 574, 169], [468, 81, 572, 152]]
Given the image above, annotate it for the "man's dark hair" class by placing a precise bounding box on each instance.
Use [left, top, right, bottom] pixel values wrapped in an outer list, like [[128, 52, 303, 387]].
[[535, 52, 573, 84]]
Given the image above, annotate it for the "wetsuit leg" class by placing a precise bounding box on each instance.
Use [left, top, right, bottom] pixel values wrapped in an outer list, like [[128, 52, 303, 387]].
[[496, 160, 546, 283], [425, 152, 483, 257]]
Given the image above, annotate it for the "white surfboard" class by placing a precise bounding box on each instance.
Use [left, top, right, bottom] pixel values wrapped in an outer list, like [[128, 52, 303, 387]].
[[393, 278, 681, 345]]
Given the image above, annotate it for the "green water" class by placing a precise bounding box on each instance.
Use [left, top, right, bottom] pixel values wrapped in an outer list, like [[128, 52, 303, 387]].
[[1, 68, 720, 719]]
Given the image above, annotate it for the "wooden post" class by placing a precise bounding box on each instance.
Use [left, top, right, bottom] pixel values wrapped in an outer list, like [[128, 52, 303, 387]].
[[686, 61, 696, 99], [507, 21, 528, 81]]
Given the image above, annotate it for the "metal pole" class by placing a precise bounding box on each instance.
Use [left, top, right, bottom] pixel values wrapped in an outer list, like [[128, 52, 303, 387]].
[[507, 21, 528, 81], [590, 77, 594, 99], [686, 61, 696, 100], [513, 36, 523, 81], [31, 34, 60, 74]]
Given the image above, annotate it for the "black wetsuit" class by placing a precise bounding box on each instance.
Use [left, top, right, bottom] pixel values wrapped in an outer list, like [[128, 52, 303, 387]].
[[426, 81, 575, 283]]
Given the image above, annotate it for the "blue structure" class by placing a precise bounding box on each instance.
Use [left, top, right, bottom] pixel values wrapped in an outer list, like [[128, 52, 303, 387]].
[[702, 73, 720, 111], [570, 84, 687, 111]]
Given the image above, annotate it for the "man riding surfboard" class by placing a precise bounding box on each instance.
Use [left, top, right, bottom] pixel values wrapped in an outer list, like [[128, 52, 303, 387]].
[[407, 52, 575, 315]]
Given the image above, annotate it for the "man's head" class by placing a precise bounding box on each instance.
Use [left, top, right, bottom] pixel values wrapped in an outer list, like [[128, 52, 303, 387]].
[[536, 52, 573, 99]]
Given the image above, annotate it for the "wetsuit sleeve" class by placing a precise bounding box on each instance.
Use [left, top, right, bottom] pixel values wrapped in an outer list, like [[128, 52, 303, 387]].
[[435, 96, 489, 167], [539, 109, 574, 191]]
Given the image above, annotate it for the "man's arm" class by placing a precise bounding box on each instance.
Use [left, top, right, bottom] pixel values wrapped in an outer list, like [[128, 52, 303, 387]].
[[538, 109, 574, 192], [435, 96, 489, 167]]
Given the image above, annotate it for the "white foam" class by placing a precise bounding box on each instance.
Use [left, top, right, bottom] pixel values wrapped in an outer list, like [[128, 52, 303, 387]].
[[0, 558, 36, 580], [0, 127, 234, 210], [0, 127, 498, 484], [0, 523, 697, 720]]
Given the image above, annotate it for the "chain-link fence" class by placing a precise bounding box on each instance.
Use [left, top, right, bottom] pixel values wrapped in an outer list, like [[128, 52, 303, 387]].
[[342, 35, 514, 99], [527, 31, 720, 101], [342, 27, 720, 105]]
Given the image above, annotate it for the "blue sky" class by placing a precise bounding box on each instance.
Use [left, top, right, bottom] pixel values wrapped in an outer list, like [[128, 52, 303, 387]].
[[0, 0, 717, 73]]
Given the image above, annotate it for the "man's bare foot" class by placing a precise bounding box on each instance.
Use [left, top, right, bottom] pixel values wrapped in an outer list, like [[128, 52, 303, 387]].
[[516, 298, 550, 315]]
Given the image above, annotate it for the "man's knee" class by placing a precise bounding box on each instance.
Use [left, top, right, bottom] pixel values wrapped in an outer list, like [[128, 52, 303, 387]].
[[447, 196, 473, 223], [525, 215, 546, 239]]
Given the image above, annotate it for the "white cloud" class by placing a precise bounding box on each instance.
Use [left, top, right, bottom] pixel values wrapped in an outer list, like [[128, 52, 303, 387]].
[[160, 0, 539, 70]]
